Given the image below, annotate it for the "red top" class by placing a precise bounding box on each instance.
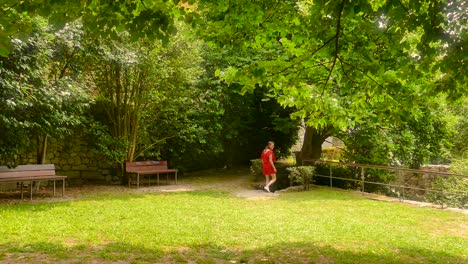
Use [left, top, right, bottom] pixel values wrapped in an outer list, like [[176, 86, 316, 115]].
[[261, 149, 276, 175]]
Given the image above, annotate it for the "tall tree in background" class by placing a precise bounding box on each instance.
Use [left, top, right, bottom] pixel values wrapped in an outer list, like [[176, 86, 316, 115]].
[[195, 0, 466, 166], [0, 0, 180, 56], [0, 18, 89, 166]]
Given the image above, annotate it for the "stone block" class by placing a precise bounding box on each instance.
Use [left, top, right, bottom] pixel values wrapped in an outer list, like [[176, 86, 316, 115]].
[[72, 165, 88, 170], [67, 178, 83, 186], [82, 171, 102, 180], [60, 170, 81, 178], [0, 183, 17, 191]]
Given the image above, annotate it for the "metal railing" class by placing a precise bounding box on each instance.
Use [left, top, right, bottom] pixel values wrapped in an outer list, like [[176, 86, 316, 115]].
[[302, 159, 468, 208]]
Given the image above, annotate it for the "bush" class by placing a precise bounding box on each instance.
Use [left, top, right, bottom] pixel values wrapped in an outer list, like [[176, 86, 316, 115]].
[[250, 159, 263, 180], [288, 166, 315, 190], [313, 163, 359, 189], [321, 147, 343, 161], [426, 158, 468, 208]]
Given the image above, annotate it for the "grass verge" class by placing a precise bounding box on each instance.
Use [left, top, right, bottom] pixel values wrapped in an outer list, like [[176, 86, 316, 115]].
[[0, 174, 466, 263]]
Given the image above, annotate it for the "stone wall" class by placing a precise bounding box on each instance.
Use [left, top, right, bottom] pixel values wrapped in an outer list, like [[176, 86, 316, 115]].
[[393, 164, 451, 199], [18, 135, 114, 186]]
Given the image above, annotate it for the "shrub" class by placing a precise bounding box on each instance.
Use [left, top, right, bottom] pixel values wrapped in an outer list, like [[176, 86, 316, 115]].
[[250, 159, 263, 180], [288, 166, 315, 190], [321, 147, 343, 161], [313, 163, 359, 189], [426, 158, 468, 208]]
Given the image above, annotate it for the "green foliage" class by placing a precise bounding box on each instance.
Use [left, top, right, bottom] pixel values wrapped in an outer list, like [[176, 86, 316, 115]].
[[250, 159, 263, 179], [0, 0, 180, 56], [85, 121, 128, 165], [313, 164, 359, 190], [196, 0, 466, 167], [177, 45, 299, 168], [427, 158, 468, 209], [428, 176, 468, 209], [450, 99, 468, 159], [338, 98, 453, 169], [450, 158, 468, 175], [321, 147, 343, 161], [288, 166, 315, 190], [0, 17, 89, 166]]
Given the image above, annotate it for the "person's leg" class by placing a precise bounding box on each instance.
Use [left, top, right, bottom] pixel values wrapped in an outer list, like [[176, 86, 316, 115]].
[[264, 175, 270, 186], [266, 174, 277, 187]]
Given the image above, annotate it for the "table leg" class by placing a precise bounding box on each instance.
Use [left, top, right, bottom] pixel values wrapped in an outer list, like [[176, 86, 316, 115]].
[[62, 179, 65, 196], [166, 173, 169, 184], [53, 180, 56, 196], [137, 174, 140, 188], [157, 173, 160, 186], [175, 172, 178, 184], [30, 181, 33, 200], [21, 182, 24, 200]]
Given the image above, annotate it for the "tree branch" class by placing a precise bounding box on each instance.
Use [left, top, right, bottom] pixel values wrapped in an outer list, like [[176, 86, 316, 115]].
[[134, 136, 175, 159], [338, 56, 384, 89], [322, 0, 346, 95]]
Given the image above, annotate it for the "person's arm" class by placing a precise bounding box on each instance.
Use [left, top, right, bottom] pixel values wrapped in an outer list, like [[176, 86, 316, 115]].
[[269, 152, 276, 173]]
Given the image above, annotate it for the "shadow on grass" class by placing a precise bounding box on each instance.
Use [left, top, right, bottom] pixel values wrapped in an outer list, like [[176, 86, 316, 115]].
[[0, 190, 234, 213], [0, 240, 465, 264]]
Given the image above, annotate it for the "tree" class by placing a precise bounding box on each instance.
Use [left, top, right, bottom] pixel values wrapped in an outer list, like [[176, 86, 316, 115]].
[[0, 0, 181, 56], [194, 0, 467, 165], [0, 18, 89, 166]]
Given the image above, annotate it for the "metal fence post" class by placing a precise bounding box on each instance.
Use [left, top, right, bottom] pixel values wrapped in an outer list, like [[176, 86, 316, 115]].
[[398, 171, 403, 202], [361, 167, 365, 192]]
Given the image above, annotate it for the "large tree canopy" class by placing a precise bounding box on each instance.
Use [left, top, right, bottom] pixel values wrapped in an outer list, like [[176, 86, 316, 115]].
[[191, 0, 466, 164], [0, 0, 183, 57]]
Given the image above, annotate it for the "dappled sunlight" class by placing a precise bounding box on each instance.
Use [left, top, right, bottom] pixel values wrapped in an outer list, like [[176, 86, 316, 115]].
[[0, 239, 466, 264], [1, 179, 466, 263]]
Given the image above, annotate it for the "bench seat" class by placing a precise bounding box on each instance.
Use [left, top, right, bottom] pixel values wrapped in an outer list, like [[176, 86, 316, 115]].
[[0, 164, 67, 200], [126, 161, 178, 188]]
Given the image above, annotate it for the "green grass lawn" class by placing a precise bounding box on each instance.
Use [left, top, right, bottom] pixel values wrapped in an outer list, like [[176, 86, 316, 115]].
[[0, 170, 466, 263]]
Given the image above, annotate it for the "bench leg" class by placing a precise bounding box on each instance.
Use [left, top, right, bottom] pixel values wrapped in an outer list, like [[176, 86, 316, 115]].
[[137, 173, 140, 188], [53, 180, 56, 197], [166, 173, 169, 184], [149, 174, 151, 186], [62, 179, 65, 197], [30, 181, 33, 201], [175, 172, 178, 185], [157, 173, 160, 186], [21, 182, 24, 200]]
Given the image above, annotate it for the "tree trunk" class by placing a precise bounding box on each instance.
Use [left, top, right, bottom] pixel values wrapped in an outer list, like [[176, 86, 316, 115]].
[[37, 135, 48, 164], [299, 126, 331, 165]]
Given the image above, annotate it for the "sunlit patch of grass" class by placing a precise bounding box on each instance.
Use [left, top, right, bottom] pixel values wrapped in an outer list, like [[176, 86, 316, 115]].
[[0, 182, 466, 263]]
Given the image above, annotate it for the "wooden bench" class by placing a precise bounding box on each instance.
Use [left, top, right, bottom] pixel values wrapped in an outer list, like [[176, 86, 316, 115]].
[[126, 161, 178, 188], [0, 164, 67, 200]]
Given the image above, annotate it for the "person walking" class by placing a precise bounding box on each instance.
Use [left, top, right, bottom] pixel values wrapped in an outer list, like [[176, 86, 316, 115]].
[[261, 141, 277, 193]]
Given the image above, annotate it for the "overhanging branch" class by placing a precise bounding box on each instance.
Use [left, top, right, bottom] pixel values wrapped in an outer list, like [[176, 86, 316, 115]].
[[322, 0, 346, 95]]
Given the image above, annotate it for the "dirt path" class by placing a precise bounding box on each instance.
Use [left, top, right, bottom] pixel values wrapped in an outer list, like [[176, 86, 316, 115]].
[[0, 168, 277, 204]]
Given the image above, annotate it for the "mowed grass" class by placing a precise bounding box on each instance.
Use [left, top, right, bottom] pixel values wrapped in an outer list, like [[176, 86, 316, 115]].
[[0, 171, 466, 263]]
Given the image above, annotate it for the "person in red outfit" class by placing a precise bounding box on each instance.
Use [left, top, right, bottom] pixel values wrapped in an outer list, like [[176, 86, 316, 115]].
[[261, 141, 277, 193]]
